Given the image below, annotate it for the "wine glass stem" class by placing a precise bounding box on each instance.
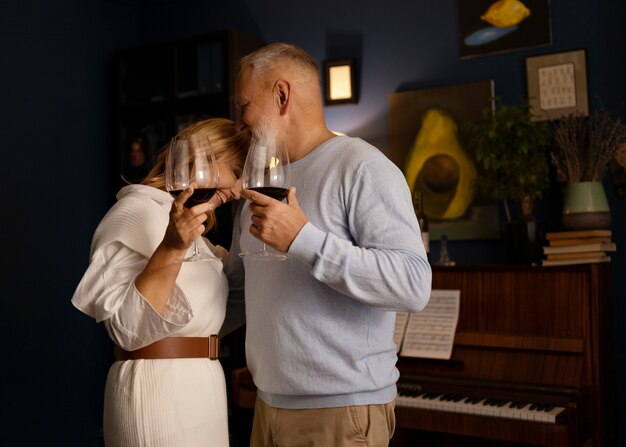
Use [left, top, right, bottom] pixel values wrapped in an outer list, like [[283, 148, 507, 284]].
[[193, 241, 200, 258]]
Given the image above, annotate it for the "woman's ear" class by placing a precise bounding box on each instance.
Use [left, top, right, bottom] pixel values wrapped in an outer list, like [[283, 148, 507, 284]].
[[273, 80, 290, 115]]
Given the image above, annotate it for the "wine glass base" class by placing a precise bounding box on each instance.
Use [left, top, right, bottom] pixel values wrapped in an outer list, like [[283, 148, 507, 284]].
[[238, 251, 287, 261], [178, 254, 220, 262]]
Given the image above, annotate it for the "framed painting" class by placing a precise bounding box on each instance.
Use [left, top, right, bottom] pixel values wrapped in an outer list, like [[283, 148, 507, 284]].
[[525, 49, 589, 121], [458, 0, 552, 59], [388, 80, 499, 241]]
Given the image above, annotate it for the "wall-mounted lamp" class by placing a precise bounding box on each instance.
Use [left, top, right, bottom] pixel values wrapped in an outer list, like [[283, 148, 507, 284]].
[[323, 58, 358, 105]]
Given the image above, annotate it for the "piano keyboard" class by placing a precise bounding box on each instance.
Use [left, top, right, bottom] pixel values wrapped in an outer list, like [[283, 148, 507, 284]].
[[397, 387, 566, 424]]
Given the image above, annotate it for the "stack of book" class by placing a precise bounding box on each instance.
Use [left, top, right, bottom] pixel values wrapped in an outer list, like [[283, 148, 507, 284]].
[[541, 229, 616, 266]]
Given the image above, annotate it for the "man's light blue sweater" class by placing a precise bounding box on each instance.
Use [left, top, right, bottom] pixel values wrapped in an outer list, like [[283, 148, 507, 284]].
[[225, 135, 432, 409]]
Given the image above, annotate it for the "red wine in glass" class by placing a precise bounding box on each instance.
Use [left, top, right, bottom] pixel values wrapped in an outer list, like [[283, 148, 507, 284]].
[[249, 186, 289, 201], [170, 188, 218, 207]]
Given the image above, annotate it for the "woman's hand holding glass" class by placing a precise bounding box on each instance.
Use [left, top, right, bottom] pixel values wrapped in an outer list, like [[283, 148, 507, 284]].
[[162, 185, 216, 253], [165, 134, 220, 262], [161, 169, 241, 263]]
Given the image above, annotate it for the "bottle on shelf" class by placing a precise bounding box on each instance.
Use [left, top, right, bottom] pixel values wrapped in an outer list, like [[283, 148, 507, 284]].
[[412, 190, 430, 254]]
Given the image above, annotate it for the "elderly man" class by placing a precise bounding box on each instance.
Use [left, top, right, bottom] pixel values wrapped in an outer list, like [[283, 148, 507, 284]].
[[224, 42, 432, 447]]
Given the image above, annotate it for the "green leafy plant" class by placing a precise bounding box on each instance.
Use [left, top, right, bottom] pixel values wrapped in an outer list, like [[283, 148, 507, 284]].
[[466, 100, 551, 223]]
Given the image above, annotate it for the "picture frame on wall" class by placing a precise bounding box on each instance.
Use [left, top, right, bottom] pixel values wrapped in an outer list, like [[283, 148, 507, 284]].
[[525, 49, 589, 121], [458, 0, 552, 59], [388, 81, 500, 241]]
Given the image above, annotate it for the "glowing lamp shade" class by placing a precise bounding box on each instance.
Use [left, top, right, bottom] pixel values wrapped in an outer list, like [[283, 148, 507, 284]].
[[323, 59, 358, 105], [329, 65, 352, 99]]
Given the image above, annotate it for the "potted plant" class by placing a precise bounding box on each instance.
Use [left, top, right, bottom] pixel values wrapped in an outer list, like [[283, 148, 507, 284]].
[[552, 108, 626, 230], [466, 99, 551, 263]]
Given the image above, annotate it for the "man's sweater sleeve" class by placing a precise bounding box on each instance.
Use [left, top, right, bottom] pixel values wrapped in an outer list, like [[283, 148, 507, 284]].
[[289, 157, 432, 312]]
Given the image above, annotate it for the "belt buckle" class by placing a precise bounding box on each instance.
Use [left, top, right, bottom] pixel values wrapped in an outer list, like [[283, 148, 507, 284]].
[[209, 334, 219, 360]]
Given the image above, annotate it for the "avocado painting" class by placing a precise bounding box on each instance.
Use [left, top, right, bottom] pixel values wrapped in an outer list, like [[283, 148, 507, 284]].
[[458, 0, 551, 59], [404, 108, 477, 220], [388, 81, 498, 240]]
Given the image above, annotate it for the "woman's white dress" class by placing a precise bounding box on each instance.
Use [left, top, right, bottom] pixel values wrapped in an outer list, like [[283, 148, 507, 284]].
[[72, 184, 230, 447]]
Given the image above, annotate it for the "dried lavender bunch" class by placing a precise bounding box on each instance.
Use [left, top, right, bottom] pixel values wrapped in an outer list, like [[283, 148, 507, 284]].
[[552, 112, 586, 182], [553, 109, 626, 182]]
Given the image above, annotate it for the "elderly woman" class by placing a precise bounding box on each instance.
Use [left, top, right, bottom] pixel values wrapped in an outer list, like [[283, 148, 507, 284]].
[[72, 118, 249, 447]]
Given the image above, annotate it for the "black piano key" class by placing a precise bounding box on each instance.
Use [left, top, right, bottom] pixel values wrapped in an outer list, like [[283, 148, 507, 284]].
[[483, 398, 501, 406], [510, 401, 528, 409], [400, 389, 422, 398]]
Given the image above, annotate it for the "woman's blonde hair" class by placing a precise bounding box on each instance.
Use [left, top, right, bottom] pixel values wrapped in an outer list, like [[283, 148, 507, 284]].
[[141, 117, 250, 232]]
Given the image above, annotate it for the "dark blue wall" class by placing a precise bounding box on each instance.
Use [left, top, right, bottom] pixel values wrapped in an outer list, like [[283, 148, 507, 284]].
[[1, 1, 142, 445], [2, 0, 624, 445]]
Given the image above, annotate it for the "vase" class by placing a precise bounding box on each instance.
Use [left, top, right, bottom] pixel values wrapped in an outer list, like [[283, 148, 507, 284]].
[[562, 181, 611, 230], [501, 221, 544, 265]]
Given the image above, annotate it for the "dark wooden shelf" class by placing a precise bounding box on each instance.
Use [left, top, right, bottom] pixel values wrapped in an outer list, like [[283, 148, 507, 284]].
[[111, 28, 262, 248], [112, 28, 263, 194]]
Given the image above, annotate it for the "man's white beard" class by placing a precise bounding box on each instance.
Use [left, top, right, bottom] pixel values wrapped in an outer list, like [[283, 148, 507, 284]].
[[252, 114, 279, 146]]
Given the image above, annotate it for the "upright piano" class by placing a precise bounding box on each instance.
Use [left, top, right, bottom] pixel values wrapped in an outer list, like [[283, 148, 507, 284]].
[[393, 263, 615, 447]]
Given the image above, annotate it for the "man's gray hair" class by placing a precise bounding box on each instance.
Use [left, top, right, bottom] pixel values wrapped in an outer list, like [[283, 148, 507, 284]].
[[239, 43, 319, 81]]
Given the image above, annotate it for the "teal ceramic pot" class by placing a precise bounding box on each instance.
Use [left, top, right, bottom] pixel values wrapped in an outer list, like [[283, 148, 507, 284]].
[[562, 181, 611, 230]]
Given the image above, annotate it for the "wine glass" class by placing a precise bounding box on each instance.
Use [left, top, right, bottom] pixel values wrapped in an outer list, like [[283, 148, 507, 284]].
[[165, 134, 220, 262], [238, 137, 291, 261]]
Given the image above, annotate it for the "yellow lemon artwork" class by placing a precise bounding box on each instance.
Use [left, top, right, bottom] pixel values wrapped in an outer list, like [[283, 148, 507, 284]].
[[481, 0, 531, 28]]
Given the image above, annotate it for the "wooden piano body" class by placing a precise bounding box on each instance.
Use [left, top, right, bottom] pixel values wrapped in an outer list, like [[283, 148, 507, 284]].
[[393, 264, 615, 447], [230, 263, 615, 446]]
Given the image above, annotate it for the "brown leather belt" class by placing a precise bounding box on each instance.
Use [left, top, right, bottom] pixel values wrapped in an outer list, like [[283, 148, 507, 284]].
[[114, 335, 219, 361]]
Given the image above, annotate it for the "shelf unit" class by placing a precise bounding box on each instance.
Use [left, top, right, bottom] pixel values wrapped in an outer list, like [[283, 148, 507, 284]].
[[112, 28, 263, 247]]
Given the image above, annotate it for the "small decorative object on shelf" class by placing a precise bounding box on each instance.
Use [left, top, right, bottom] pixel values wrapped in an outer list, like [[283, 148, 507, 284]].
[[435, 235, 456, 266], [552, 107, 626, 230], [412, 190, 429, 254], [541, 229, 615, 266]]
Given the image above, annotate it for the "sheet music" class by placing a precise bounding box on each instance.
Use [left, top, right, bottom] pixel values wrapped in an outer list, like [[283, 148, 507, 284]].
[[398, 289, 461, 360]]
